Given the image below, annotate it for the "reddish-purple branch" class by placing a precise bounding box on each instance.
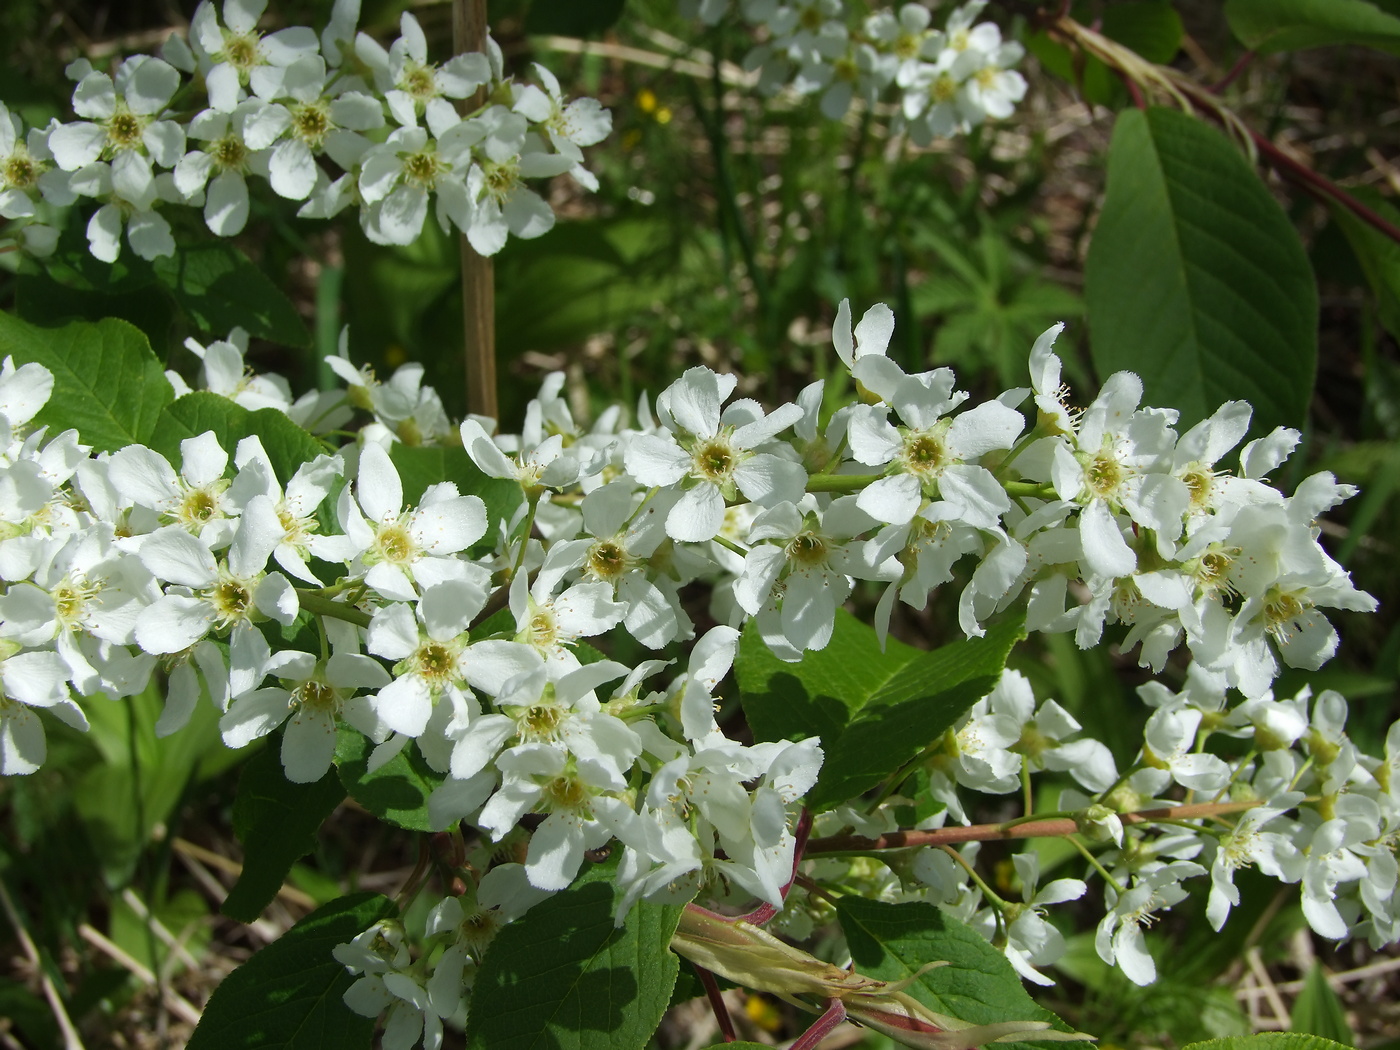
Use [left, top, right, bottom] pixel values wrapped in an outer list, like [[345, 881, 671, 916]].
[[790, 998, 850, 1050], [1247, 127, 1400, 246], [694, 963, 738, 1043], [1211, 50, 1256, 94], [806, 799, 1261, 855], [736, 807, 812, 926]]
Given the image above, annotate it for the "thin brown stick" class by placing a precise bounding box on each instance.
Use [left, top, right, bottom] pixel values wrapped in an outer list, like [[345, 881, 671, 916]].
[[454, 0, 497, 419], [77, 925, 202, 1027], [806, 799, 1260, 854]]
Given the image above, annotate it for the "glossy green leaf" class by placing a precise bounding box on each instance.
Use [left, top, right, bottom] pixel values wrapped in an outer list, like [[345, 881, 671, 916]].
[[736, 609, 1024, 810], [334, 728, 445, 832], [0, 311, 173, 453], [1328, 189, 1400, 339], [1289, 964, 1354, 1045], [1225, 0, 1400, 55], [465, 855, 687, 1050], [15, 272, 175, 350], [148, 392, 326, 484], [525, 0, 627, 37], [187, 892, 395, 1050], [837, 897, 1072, 1050], [1185, 1035, 1355, 1050], [389, 443, 523, 556], [152, 241, 311, 348], [222, 745, 346, 923], [1085, 107, 1317, 435]]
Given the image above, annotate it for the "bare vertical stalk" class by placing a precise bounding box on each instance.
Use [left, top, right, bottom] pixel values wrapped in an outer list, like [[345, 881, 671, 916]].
[[454, 0, 497, 419]]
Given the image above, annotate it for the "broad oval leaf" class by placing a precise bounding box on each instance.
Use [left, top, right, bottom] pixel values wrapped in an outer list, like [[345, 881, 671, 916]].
[[222, 744, 346, 923], [737, 608, 1024, 811], [335, 728, 445, 833], [187, 892, 396, 1050], [152, 241, 311, 348], [465, 855, 687, 1050], [1225, 0, 1400, 55], [1085, 107, 1317, 435], [147, 392, 326, 484], [0, 311, 173, 452], [837, 897, 1075, 1050]]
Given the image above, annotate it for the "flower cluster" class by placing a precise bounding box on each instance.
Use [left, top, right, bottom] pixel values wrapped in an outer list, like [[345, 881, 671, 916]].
[[0, 295, 1386, 1034], [0, 0, 609, 261], [685, 0, 1027, 135], [788, 664, 1400, 988]]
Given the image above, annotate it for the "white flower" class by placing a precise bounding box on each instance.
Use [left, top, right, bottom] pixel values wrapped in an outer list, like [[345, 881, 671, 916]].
[[221, 635, 391, 783], [322, 441, 488, 602], [189, 0, 320, 112], [1206, 795, 1304, 930], [263, 55, 385, 201], [356, 12, 490, 130], [624, 366, 807, 542], [108, 432, 237, 544], [175, 99, 285, 235], [1095, 860, 1204, 985], [49, 56, 186, 209], [358, 123, 477, 246], [0, 643, 87, 775]]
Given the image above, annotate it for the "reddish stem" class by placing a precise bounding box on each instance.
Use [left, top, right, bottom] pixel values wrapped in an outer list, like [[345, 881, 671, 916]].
[[694, 963, 738, 1043], [790, 998, 849, 1050], [1248, 127, 1400, 246], [806, 799, 1260, 855], [736, 807, 812, 927], [1211, 50, 1255, 93]]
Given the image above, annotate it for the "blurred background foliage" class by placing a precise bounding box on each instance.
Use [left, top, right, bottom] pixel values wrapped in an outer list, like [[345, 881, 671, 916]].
[[1, 0, 1400, 1047]]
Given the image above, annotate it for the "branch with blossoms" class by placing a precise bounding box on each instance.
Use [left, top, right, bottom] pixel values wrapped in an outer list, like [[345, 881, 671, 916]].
[[0, 0, 610, 264], [0, 3, 1395, 1049]]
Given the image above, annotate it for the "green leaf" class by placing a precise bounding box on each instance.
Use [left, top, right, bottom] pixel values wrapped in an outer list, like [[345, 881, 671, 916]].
[[495, 219, 677, 356], [1225, 0, 1400, 55], [334, 729, 445, 832], [187, 892, 395, 1050], [736, 609, 1025, 811], [1328, 189, 1400, 340], [465, 854, 687, 1050], [15, 272, 175, 350], [1289, 964, 1354, 1045], [148, 392, 326, 484], [0, 311, 173, 453], [222, 746, 346, 923], [1085, 107, 1317, 435], [389, 443, 523, 556], [1101, 1, 1185, 62], [837, 897, 1073, 1050], [525, 0, 626, 37], [151, 241, 311, 348], [1185, 1035, 1356, 1050]]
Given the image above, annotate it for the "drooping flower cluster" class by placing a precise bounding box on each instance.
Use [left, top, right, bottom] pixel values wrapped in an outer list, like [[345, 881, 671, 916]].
[[0, 296, 1388, 1037], [0, 0, 610, 261], [798, 666, 1400, 988], [684, 0, 1027, 135]]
